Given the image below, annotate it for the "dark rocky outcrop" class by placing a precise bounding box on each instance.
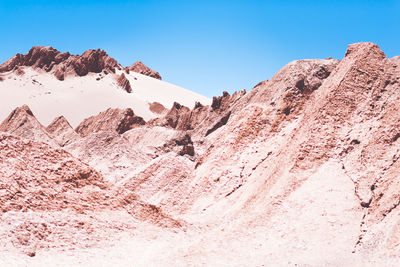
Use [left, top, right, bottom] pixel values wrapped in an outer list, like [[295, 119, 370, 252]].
[[149, 102, 168, 114], [75, 108, 145, 137], [116, 73, 132, 93], [0, 46, 121, 80], [127, 61, 162, 80]]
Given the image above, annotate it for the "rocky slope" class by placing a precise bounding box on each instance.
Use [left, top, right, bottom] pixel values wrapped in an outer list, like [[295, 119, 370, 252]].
[[46, 116, 80, 146], [1, 42, 400, 266], [0, 132, 182, 260], [0, 105, 57, 146]]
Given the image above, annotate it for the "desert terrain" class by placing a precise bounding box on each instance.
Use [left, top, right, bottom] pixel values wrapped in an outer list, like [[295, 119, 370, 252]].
[[1, 43, 400, 266]]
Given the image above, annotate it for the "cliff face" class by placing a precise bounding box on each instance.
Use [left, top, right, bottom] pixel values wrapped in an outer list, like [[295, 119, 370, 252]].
[[1, 42, 400, 265]]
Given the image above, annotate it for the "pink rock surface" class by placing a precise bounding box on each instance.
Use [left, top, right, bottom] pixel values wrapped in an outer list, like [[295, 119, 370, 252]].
[[2, 42, 400, 265], [75, 108, 145, 137]]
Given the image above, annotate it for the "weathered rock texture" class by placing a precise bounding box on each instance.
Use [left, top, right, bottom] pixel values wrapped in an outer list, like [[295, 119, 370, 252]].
[[0, 133, 182, 258], [0, 46, 121, 80], [75, 108, 145, 137], [0, 46, 162, 82], [149, 102, 167, 114], [116, 73, 132, 93], [2, 42, 400, 266], [127, 61, 162, 80], [0, 105, 56, 146], [46, 116, 80, 146]]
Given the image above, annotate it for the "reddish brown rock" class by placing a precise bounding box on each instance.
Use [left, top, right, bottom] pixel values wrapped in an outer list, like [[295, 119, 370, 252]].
[[75, 108, 145, 137], [116, 73, 132, 93], [46, 116, 80, 146], [74, 49, 120, 76], [149, 102, 167, 114], [3, 42, 400, 264], [0, 133, 108, 214], [127, 61, 162, 80], [175, 134, 195, 156], [0, 105, 56, 146], [163, 102, 191, 129], [0, 46, 122, 80], [211, 91, 230, 110], [205, 111, 231, 136], [194, 101, 204, 109], [151, 90, 246, 137]]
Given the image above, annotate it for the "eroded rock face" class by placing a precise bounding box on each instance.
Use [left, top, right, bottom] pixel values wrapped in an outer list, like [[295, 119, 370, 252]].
[[3, 42, 400, 265], [0, 132, 182, 257], [46, 116, 80, 146], [151, 89, 247, 139], [116, 73, 132, 93], [0, 105, 56, 146], [127, 61, 162, 80], [149, 102, 167, 115], [0, 46, 122, 80], [0, 133, 108, 213], [75, 108, 145, 137]]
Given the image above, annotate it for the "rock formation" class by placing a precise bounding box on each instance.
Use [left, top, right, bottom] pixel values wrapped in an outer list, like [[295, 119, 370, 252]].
[[75, 108, 145, 137], [127, 61, 162, 80], [0, 46, 163, 82], [46, 116, 80, 146], [2, 42, 400, 265], [116, 73, 132, 93], [0, 46, 121, 80], [0, 105, 56, 146], [149, 102, 167, 114], [0, 132, 181, 258]]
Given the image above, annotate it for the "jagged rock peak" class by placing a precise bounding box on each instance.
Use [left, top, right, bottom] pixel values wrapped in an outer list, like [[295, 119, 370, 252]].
[[0, 105, 56, 145], [344, 42, 386, 59], [46, 116, 80, 147], [116, 73, 132, 93], [128, 60, 162, 80], [47, 116, 72, 132], [0, 105, 34, 128], [211, 91, 231, 110], [0, 46, 122, 80], [75, 108, 145, 137]]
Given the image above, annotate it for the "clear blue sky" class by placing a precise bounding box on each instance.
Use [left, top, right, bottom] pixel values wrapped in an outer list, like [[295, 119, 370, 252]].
[[1, 0, 399, 97]]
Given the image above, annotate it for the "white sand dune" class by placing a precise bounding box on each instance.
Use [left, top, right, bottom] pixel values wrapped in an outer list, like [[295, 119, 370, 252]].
[[0, 68, 210, 127]]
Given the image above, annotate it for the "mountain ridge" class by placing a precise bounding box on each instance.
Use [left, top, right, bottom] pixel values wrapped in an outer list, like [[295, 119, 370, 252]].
[[0, 46, 161, 81]]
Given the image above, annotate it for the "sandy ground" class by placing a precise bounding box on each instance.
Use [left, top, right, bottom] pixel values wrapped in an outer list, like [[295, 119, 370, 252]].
[[0, 68, 210, 126]]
